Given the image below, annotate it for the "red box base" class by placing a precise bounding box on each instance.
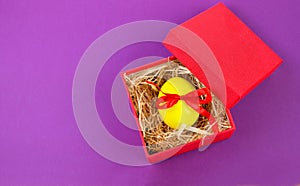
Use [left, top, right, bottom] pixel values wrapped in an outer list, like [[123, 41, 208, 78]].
[[122, 57, 236, 163]]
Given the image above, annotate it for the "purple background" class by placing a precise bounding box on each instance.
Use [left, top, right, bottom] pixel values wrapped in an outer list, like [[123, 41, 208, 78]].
[[1, 0, 300, 185]]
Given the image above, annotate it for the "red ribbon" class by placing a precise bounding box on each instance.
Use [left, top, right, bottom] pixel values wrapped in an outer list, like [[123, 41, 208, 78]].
[[146, 80, 212, 119]]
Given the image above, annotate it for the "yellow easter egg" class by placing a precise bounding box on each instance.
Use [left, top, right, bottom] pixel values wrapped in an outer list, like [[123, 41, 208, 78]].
[[158, 77, 199, 129]]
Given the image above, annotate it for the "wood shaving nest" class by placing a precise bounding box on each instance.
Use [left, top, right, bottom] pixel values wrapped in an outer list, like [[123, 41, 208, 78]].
[[124, 60, 231, 155]]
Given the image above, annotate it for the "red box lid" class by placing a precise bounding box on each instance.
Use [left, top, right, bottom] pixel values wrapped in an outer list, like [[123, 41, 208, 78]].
[[163, 3, 282, 108]]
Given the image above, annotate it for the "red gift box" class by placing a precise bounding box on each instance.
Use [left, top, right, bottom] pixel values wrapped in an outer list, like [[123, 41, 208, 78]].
[[122, 2, 282, 163]]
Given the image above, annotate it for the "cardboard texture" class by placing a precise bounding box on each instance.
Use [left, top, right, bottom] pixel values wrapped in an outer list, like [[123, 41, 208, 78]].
[[122, 2, 282, 163]]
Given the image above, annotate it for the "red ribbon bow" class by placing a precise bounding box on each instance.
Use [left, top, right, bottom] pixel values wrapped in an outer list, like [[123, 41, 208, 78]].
[[146, 80, 212, 119]]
